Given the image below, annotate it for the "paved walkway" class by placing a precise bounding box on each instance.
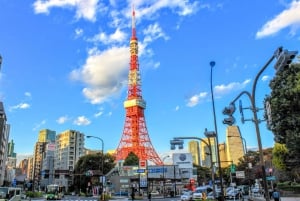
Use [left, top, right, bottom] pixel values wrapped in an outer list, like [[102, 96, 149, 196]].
[[250, 196, 300, 201]]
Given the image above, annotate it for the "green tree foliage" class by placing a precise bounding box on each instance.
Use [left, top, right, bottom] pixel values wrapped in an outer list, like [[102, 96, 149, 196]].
[[193, 164, 211, 185], [272, 143, 288, 170], [123, 152, 139, 166], [72, 153, 115, 194], [266, 62, 300, 177]]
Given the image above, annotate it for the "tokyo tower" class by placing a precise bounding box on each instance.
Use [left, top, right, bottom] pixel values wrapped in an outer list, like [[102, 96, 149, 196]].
[[115, 8, 163, 165]]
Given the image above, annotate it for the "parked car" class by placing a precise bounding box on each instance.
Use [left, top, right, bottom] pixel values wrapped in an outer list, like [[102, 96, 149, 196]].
[[114, 191, 129, 196], [207, 191, 222, 199], [150, 191, 160, 196], [225, 188, 243, 200], [180, 191, 193, 201]]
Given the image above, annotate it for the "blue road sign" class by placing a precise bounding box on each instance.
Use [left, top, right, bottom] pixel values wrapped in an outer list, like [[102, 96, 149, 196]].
[[137, 169, 145, 173]]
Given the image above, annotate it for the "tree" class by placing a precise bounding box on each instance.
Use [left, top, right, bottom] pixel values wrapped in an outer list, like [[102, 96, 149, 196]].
[[265, 62, 300, 179], [72, 153, 115, 194], [123, 152, 139, 166]]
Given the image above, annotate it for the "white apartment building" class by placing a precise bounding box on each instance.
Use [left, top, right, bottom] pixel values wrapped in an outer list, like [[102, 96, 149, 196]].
[[54, 130, 85, 191]]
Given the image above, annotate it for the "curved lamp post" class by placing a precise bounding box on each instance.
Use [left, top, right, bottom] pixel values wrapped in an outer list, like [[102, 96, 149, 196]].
[[86, 135, 104, 200], [210, 61, 225, 201], [162, 155, 170, 197]]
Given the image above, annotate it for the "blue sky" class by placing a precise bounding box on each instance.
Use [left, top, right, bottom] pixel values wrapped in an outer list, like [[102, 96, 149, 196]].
[[0, 0, 299, 156]]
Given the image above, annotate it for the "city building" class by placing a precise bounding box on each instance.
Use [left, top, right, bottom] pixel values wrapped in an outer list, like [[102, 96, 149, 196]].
[[225, 125, 244, 166], [0, 102, 10, 186], [188, 141, 200, 166], [40, 142, 55, 188], [54, 129, 85, 191], [32, 129, 56, 190]]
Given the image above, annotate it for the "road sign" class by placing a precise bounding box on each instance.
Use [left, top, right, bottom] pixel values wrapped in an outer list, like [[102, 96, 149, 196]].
[[236, 171, 245, 178], [266, 176, 276, 181], [137, 169, 145, 173], [230, 164, 236, 173]]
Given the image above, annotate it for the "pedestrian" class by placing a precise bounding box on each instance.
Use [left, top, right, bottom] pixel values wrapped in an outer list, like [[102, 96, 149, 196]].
[[131, 187, 135, 201], [148, 191, 152, 201], [272, 188, 281, 201]]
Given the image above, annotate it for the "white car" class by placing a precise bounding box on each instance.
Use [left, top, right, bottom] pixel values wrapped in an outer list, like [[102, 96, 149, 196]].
[[180, 191, 193, 201]]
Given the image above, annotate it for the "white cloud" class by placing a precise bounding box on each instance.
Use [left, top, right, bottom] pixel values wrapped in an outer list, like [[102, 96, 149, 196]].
[[33, 119, 46, 131], [143, 23, 169, 44], [256, 1, 300, 38], [33, 0, 99, 21], [56, 116, 69, 124], [94, 111, 103, 118], [214, 79, 251, 95], [75, 28, 84, 38], [261, 75, 269, 82], [70, 46, 129, 104], [175, 106, 180, 111], [89, 28, 127, 44], [186, 92, 208, 107], [25, 92, 31, 97], [73, 116, 91, 126], [9, 103, 30, 111]]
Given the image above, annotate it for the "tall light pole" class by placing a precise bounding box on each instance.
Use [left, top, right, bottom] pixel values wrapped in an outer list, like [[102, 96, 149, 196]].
[[209, 61, 225, 201], [162, 155, 170, 198], [86, 135, 104, 200]]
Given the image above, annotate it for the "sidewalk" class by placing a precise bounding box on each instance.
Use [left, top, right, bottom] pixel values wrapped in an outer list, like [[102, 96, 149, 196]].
[[250, 196, 300, 201]]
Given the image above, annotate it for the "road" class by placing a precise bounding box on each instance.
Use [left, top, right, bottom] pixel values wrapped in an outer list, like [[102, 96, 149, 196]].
[[25, 195, 300, 201]]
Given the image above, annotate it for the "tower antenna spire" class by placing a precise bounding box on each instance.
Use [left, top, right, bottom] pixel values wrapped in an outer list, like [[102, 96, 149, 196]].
[[132, 5, 136, 38]]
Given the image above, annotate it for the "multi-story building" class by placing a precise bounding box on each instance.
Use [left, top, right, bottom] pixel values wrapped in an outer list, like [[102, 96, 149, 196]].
[[32, 129, 56, 190], [40, 143, 55, 188], [54, 130, 84, 191], [7, 140, 16, 158], [199, 137, 216, 168], [225, 125, 244, 166], [188, 141, 200, 166], [0, 102, 9, 186]]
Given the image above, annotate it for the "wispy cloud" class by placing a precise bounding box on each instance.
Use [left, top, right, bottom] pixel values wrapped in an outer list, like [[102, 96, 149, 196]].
[[33, 0, 99, 22], [214, 79, 251, 95], [56, 115, 70, 124], [256, 1, 300, 38], [9, 103, 30, 112], [33, 119, 46, 131], [186, 92, 208, 107], [73, 116, 91, 126], [261, 75, 269, 82]]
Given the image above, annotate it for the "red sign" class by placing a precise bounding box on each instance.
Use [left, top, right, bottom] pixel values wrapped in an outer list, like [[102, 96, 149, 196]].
[[139, 160, 146, 168]]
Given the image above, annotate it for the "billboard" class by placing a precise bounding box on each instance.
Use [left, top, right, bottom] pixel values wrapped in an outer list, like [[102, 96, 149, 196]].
[[172, 153, 193, 169]]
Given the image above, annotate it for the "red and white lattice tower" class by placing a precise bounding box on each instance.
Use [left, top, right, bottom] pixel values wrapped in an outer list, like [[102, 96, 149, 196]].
[[115, 8, 162, 165]]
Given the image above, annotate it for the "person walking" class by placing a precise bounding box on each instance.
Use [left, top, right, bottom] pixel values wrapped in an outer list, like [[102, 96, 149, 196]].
[[148, 191, 152, 201], [272, 188, 281, 201]]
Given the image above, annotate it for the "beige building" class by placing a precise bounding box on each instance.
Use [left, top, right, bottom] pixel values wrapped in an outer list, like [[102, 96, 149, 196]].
[[32, 129, 56, 190], [54, 130, 85, 191], [188, 141, 200, 166], [225, 125, 244, 166]]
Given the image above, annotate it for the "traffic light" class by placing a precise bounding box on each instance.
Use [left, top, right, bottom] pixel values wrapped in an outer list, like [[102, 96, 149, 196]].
[[170, 139, 184, 150], [274, 49, 298, 72], [222, 103, 236, 126]]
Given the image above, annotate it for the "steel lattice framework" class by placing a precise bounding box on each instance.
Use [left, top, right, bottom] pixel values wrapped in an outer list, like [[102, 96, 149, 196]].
[[115, 8, 162, 165]]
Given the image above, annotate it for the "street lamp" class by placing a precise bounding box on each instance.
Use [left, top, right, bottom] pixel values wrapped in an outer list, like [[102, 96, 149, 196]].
[[209, 61, 225, 201], [162, 155, 170, 198], [86, 135, 104, 200], [171, 136, 215, 198]]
